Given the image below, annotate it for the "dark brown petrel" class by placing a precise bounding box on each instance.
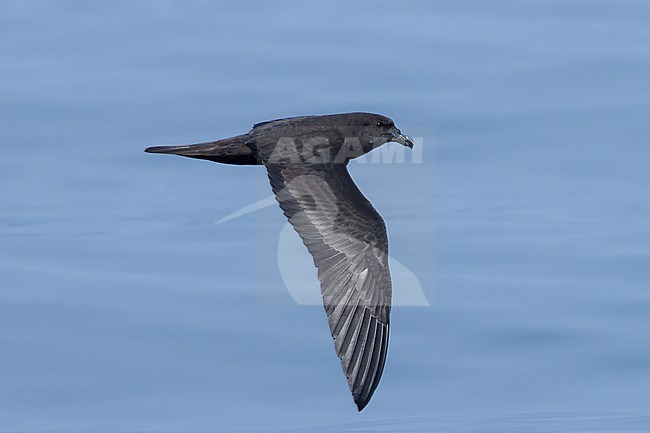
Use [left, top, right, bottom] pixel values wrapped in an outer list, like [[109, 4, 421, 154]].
[[145, 112, 414, 411]]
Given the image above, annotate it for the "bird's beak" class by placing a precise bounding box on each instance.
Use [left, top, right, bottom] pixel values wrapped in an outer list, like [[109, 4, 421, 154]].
[[391, 131, 414, 148]]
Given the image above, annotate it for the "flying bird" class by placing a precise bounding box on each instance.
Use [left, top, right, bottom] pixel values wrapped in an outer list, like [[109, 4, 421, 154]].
[[145, 112, 414, 411]]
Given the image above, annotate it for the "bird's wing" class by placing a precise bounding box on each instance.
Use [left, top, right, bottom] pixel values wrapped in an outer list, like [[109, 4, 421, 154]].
[[266, 162, 392, 411]]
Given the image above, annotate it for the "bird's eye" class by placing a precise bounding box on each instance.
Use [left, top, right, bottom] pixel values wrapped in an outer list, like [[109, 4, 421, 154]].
[[376, 120, 393, 128]]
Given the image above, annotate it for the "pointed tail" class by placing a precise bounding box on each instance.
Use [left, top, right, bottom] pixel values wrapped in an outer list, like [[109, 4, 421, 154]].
[[145, 134, 259, 165]]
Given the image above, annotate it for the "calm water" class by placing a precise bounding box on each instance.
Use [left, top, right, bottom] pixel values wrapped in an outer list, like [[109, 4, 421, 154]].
[[2, 1, 650, 432]]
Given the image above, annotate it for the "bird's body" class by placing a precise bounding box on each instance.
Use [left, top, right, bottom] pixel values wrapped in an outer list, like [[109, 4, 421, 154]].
[[145, 112, 413, 410]]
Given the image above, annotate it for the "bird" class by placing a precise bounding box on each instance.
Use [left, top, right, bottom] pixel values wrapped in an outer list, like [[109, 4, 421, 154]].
[[145, 112, 414, 411]]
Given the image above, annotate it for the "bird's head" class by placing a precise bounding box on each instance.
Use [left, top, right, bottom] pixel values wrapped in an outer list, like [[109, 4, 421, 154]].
[[322, 113, 413, 162], [358, 113, 414, 149]]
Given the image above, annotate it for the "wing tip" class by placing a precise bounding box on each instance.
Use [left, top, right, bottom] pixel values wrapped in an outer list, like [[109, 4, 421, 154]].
[[355, 398, 369, 412]]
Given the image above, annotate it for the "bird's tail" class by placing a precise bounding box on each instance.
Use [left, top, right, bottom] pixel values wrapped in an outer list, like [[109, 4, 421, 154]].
[[145, 134, 259, 165]]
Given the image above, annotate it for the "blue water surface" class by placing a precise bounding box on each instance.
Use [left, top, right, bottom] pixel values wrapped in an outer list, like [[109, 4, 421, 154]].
[[1, 1, 650, 432]]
